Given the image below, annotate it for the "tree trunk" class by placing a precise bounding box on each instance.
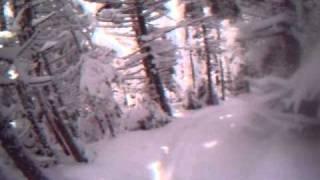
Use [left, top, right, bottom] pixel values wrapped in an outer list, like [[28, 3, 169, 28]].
[[189, 50, 196, 89], [41, 54, 88, 163], [0, 125, 50, 180], [132, 0, 172, 116], [0, 100, 50, 180], [48, 99, 88, 162], [0, 0, 6, 30], [15, 83, 55, 156], [216, 28, 225, 100], [218, 58, 226, 100], [36, 89, 70, 156], [185, 27, 196, 89], [183, 27, 201, 109], [202, 25, 218, 105], [16, 0, 33, 42]]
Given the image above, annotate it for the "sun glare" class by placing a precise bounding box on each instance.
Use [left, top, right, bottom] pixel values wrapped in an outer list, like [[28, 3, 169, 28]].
[[148, 161, 163, 180]]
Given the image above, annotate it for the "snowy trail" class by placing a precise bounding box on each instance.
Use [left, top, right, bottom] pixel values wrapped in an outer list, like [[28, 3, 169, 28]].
[[48, 98, 320, 180], [165, 109, 320, 180]]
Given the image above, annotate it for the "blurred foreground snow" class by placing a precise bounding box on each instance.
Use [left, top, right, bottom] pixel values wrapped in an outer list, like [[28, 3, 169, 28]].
[[47, 97, 320, 180]]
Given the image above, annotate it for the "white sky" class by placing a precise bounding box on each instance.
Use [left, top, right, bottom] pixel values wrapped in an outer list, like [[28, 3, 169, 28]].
[[77, 0, 177, 57]]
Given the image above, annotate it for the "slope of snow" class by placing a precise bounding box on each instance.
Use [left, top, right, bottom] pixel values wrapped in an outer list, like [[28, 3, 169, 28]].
[[47, 97, 320, 180]]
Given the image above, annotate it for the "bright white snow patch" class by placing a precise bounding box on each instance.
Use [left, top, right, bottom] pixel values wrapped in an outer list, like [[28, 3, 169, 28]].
[[7, 67, 19, 80], [226, 114, 233, 118], [160, 146, 170, 154], [9, 121, 17, 128], [0, 31, 15, 39], [219, 113, 234, 120], [202, 140, 219, 149]]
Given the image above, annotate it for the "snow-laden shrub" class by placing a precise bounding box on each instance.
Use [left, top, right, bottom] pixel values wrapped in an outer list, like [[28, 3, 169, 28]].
[[122, 99, 171, 131], [183, 78, 219, 109], [182, 88, 202, 110], [79, 47, 122, 142]]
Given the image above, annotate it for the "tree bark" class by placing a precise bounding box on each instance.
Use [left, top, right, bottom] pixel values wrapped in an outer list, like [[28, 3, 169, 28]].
[[0, 123, 50, 180], [0, 93, 50, 180], [216, 28, 226, 100], [0, 0, 6, 30], [186, 27, 196, 89], [132, 0, 172, 116], [36, 88, 70, 156], [15, 83, 55, 156], [41, 55, 88, 163], [48, 99, 88, 162], [202, 25, 218, 105]]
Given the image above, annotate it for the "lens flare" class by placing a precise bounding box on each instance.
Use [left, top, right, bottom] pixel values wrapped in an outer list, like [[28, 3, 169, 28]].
[[148, 161, 162, 180]]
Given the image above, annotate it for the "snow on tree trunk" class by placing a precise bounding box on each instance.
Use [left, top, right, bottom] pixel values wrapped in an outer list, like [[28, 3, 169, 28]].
[[0, 89, 50, 180], [183, 27, 201, 110], [0, 120, 50, 180], [40, 58, 88, 162], [8, 0, 60, 165], [216, 27, 226, 100], [15, 83, 56, 157]]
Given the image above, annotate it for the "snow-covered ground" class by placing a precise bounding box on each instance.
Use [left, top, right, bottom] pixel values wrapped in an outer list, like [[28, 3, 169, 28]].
[[47, 97, 320, 180]]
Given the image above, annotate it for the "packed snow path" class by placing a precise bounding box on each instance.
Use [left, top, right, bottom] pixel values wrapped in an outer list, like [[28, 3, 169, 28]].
[[49, 98, 320, 180]]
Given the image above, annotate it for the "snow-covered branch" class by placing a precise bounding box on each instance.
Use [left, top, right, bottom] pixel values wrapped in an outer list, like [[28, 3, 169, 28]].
[[237, 13, 295, 41], [32, 12, 56, 27]]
